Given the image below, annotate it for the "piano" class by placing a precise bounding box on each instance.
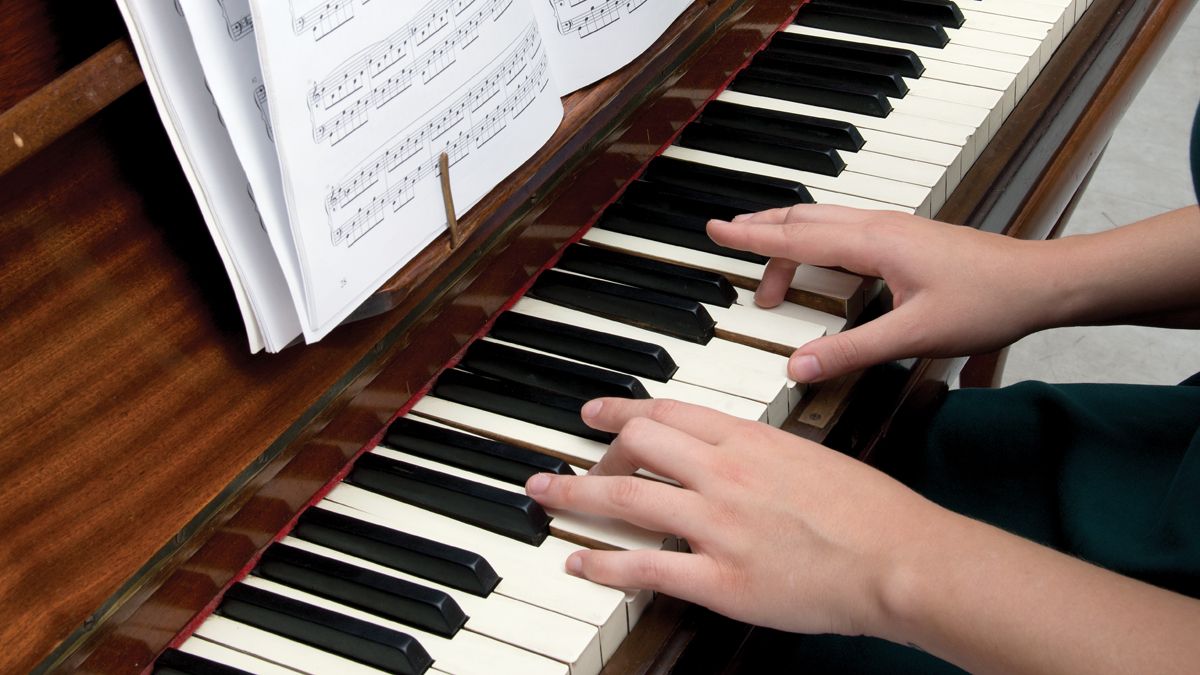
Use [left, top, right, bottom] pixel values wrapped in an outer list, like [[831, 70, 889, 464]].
[[1, 0, 1194, 672]]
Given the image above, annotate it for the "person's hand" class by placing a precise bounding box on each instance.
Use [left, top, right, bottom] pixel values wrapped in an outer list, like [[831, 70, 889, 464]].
[[524, 397, 954, 638], [707, 205, 1062, 382]]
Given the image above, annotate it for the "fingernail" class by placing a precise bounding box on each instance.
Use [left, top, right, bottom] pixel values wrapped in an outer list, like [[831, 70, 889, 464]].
[[581, 399, 603, 419], [526, 473, 551, 496], [789, 354, 822, 382], [732, 213, 752, 222], [565, 553, 584, 576]]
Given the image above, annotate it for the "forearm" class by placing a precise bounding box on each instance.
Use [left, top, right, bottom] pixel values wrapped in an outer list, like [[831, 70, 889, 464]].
[[878, 510, 1200, 674], [1046, 205, 1200, 329]]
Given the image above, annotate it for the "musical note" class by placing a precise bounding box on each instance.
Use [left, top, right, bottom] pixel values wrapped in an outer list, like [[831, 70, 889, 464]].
[[327, 25, 549, 247], [254, 84, 274, 142], [218, 0, 254, 41], [291, 0, 355, 41], [549, 0, 647, 38], [306, 0, 513, 147]]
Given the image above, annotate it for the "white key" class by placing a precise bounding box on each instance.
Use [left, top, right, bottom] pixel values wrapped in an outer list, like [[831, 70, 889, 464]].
[[478, 337, 772, 423], [841, 149, 947, 212], [413, 395, 613, 466], [315, 495, 633, 663], [664, 145, 934, 217], [370, 446, 674, 553], [960, 9, 1057, 72], [582, 228, 865, 322], [904, 79, 1006, 153], [966, 0, 1069, 46], [194, 615, 396, 675], [716, 90, 977, 173], [278, 536, 604, 675], [858, 124, 964, 192], [729, 287, 847, 337], [239, 576, 569, 675], [177, 636, 307, 674], [511, 297, 795, 422], [714, 286, 842, 345], [550, 266, 829, 353], [784, 25, 1021, 94]]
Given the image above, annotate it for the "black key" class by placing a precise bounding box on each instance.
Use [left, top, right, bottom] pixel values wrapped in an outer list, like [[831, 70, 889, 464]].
[[349, 450, 553, 546], [751, 51, 908, 98], [491, 311, 678, 382], [814, 0, 964, 28], [218, 583, 433, 675], [529, 269, 715, 344], [679, 118, 850, 172], [295, 507, 501, 597], [596, 205, 769, 265], [795, 4, 950, 48], [256, 543, 468, 638], [386, 417, 574, 486], [559, 244, 737, 308], [620, 178, 771, 223], [700, 100, 864, 152], [733, 67, 893, 118], [641, 156, 813, 208], [771, 30, 925, 78], [461, 338, 650, 399], [433, 368, 613, 444], [155, 648, 251, 675]]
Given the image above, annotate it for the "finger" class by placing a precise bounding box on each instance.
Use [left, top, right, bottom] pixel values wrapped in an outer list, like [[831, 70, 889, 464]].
[[588, 416, 714, 488], [787, 307, 921, 382], [564, 549, 719, 602], [526, 473, 707, 540], [707, 218, 885, 276], [727, 203, 868, 226], [581, 397, 744, 446], [755, 257, 799, 308]]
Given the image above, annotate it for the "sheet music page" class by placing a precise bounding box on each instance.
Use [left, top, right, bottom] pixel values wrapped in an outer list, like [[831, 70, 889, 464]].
[[177, 0, 308, 351], [249, 0, 564, 341], [531, 0, 694, 94], [113, 0, 304, 352]]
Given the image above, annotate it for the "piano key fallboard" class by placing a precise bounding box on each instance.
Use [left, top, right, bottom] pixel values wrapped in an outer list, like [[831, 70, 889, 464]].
[[11, 0, 1192, 672]]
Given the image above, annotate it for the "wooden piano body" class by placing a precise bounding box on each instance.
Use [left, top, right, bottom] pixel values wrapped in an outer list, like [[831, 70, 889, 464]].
[[0, 0, 1193, 672]]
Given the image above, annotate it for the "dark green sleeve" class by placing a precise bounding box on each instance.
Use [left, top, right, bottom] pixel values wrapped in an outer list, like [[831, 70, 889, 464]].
[[884, 380, 1200, 599], [1192, 102, 1200, 203]]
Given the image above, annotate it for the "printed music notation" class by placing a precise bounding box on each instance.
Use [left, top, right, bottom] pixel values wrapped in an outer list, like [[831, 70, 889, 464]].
[[548, 0, 647, 38], [291, 0, 361, 42], [254, 84, 274, 141], [306, 0, 513, 147], [326, 25, 548, 247], [218, 0, 254, 41]]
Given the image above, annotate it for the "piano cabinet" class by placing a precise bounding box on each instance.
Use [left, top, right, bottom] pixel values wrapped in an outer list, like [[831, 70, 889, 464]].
[[0, 0, 1194, 672]]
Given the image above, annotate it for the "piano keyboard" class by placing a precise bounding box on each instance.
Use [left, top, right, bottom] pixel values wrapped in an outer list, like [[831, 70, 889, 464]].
[[154, 1, 1091, 673]]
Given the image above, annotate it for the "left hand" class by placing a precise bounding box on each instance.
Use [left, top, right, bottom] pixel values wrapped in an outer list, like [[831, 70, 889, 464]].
[[524, 397, 952, 639]]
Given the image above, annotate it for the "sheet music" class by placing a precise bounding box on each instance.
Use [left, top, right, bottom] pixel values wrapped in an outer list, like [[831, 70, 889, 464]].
[[531, 0, 694, 94], [113, 0, 304, 352], [178, 0, 307, 350], [250, 0, 563, 340]]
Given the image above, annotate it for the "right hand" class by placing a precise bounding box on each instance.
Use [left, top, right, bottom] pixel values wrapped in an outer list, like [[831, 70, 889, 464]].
[[707, 205, 1062, 382]]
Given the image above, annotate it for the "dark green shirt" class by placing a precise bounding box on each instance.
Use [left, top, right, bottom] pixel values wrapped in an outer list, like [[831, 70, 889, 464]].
[[766, 104, 1200, 674]]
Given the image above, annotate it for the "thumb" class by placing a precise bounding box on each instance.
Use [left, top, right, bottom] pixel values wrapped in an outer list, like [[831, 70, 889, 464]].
[[787, 308, 920, 382]]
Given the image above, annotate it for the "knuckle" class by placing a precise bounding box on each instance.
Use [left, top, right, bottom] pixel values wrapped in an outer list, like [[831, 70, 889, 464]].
[[553, 475, 579, 504], [608, 476, 642, 510], [647, 399, 680, 424], [631, 553, 669, 587], [829, 334, 863, 370]]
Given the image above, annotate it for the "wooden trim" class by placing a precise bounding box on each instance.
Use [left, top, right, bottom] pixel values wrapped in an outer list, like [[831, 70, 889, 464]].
[[0, 39, 143, 178]]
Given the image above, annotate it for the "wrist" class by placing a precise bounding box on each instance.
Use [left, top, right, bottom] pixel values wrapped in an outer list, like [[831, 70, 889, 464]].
[[867, 502, 978, 646]]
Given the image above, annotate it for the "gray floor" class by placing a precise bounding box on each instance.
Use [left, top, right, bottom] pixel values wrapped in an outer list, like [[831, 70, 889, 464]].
[[998, 4, 1200, 387]]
